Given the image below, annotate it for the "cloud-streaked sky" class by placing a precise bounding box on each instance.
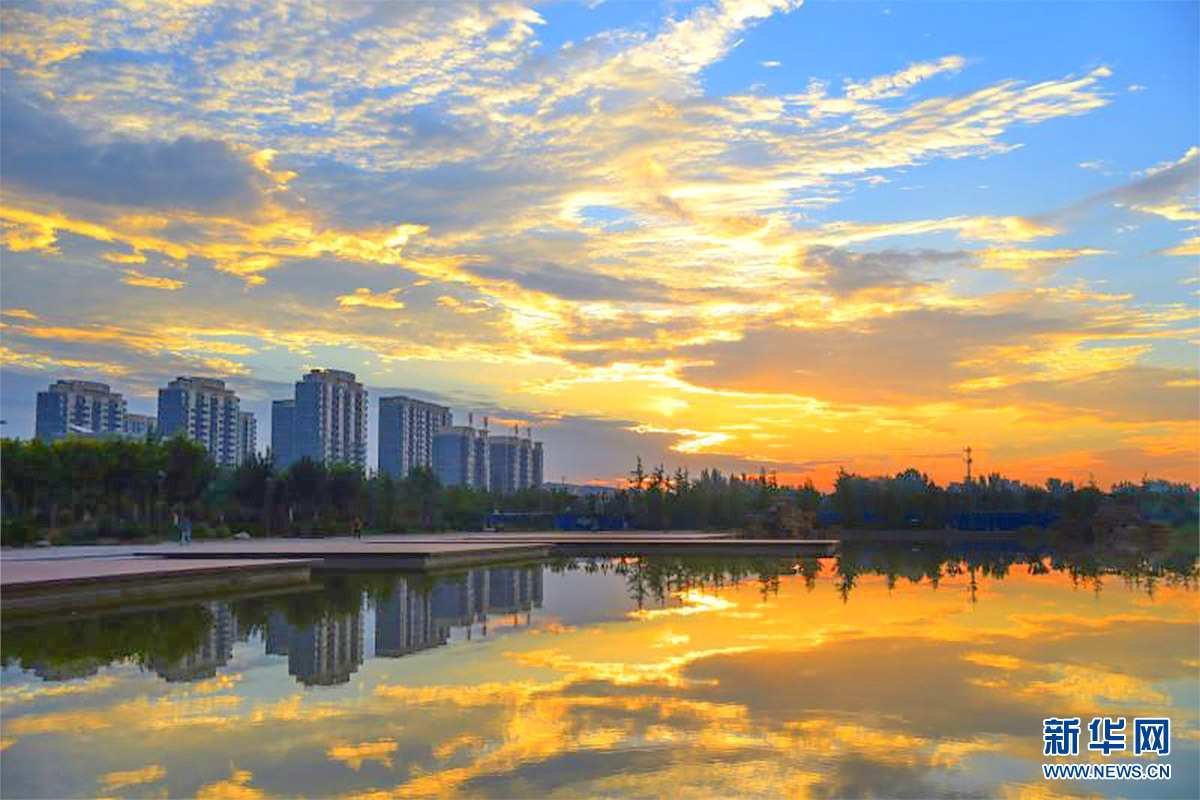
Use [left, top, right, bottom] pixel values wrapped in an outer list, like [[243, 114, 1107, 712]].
[[1, 0, 1197, 487]]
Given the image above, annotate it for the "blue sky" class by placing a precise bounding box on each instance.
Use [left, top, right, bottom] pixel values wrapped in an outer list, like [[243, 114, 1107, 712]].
[[1, 0, 1196, 487]]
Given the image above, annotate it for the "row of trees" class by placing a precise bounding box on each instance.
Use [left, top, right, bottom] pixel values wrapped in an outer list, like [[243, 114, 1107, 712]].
[[2, 436, 214, 545], [612, 460, 1197, 536], [611, 459, 819, 532], [2, 437, 1195, 545], [0, 436, 580, 545]]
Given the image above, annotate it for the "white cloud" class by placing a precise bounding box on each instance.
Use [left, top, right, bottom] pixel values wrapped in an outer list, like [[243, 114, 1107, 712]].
[[844, 55, 966, 100]]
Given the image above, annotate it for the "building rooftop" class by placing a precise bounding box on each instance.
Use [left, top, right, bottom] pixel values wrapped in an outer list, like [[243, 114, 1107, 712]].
[[49, 380, 116, 394], [379, 394, 448, 409]]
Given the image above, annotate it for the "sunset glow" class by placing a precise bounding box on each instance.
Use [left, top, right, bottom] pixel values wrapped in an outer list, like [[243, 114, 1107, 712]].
[[1, 0, 1197, 487]]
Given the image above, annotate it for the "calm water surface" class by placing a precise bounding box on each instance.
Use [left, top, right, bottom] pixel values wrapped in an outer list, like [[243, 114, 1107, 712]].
[[2, 549, 1197, 798]]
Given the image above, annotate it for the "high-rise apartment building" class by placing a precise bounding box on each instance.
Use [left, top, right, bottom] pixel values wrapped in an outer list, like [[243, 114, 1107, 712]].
[[532, 441, 544, 488], [488, 434, 521, 494], [157, 377, 246, 467], [271, 399, 295, 470], [487, 427, 544, 493], [378, 395, 450, 478], [239, 411, 257, 462], [293, 369, 368, 468], [35, 380, 127, 442], [432, 424, 489, 488], [123, 413, 157, 438]]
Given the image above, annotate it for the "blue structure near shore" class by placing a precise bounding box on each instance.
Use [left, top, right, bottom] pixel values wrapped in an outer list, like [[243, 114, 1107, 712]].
[[553, 514, 630, 532], [950, 512, 1058, 531], [485, 512, 630, 531]]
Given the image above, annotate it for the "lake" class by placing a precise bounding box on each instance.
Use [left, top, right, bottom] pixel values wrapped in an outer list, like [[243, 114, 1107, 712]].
[[2, 547, 1197, 798]]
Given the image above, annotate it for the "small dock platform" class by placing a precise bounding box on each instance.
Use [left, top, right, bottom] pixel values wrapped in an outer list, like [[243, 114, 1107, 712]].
[[135, 539, 551, 570]]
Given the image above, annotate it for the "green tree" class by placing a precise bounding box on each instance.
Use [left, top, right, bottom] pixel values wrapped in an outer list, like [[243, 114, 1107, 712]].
[[163, 436, 214, 511], [328, 464, 364, 525], [285, 458, 326, 531], [402, 466, 441, 529]]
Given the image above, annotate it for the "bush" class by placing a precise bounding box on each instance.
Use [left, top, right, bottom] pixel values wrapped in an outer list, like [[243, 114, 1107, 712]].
[[1, 516, 38, 547], [241, 521, 264, 537]]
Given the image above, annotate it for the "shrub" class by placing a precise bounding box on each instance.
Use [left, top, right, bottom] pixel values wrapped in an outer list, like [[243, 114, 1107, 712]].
[[1, 516, 38, 547]]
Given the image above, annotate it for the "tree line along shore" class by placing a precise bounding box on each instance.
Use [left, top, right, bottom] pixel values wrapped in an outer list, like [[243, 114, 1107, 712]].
[[1, 437, 1195, 548]]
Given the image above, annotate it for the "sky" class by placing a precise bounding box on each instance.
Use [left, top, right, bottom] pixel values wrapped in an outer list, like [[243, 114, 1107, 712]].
[[0, 0, 1197, 489]]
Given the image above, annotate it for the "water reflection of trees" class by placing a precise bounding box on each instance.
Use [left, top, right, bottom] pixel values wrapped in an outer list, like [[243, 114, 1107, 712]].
[[552, 544, 1198, 609], [550, 555, 797, 608], [1, 566, 546, 686], [831, 544, 1199, 601], [1, 605, 216, 677], [3, 548, 1194, 683]]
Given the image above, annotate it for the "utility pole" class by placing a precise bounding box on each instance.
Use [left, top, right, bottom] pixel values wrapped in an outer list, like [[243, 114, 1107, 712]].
[[963, 445, 976, 520]]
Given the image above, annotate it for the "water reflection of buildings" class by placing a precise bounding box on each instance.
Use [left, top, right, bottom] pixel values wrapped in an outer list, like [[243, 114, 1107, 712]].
[[375, 566, 544, 659], [288, 612, 364, 686], [149, 602, 237, 682], [486, 566, 543, 618], [138, 567, 543, 688], [376, 577, 438, 656], [264, 609, 365, 687]]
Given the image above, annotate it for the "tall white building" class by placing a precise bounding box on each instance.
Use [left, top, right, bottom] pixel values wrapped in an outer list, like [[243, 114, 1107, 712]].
[[378, 395, 451, 478], [239, 411, 257, 462], [123, 412, 157, 439], [157, 377, 247, 467], [293, 369, 368, 468], [35, 380, 127, 442]]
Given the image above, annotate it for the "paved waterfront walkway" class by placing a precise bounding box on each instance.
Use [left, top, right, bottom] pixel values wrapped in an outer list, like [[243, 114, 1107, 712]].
[[0, 535, 550, 562], [133, 538, 552, 568]]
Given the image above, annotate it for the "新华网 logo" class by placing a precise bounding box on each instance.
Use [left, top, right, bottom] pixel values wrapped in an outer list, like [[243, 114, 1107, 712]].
[[1042, 717, 1171, 781]]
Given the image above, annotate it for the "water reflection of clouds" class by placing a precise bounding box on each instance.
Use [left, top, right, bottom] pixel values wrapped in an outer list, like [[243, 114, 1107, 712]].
[[98, 764, 166, 792], [0, 674, 118, 705], [195, 767, 264, 800], [327, 740, 399, 771], [0, 561, 1196, 798], [628, 589, 737, 619]]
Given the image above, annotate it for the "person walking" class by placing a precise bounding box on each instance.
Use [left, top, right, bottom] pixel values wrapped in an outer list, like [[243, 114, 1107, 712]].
[[352, 515, 363, 539], [180, 515, 192, 545]]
